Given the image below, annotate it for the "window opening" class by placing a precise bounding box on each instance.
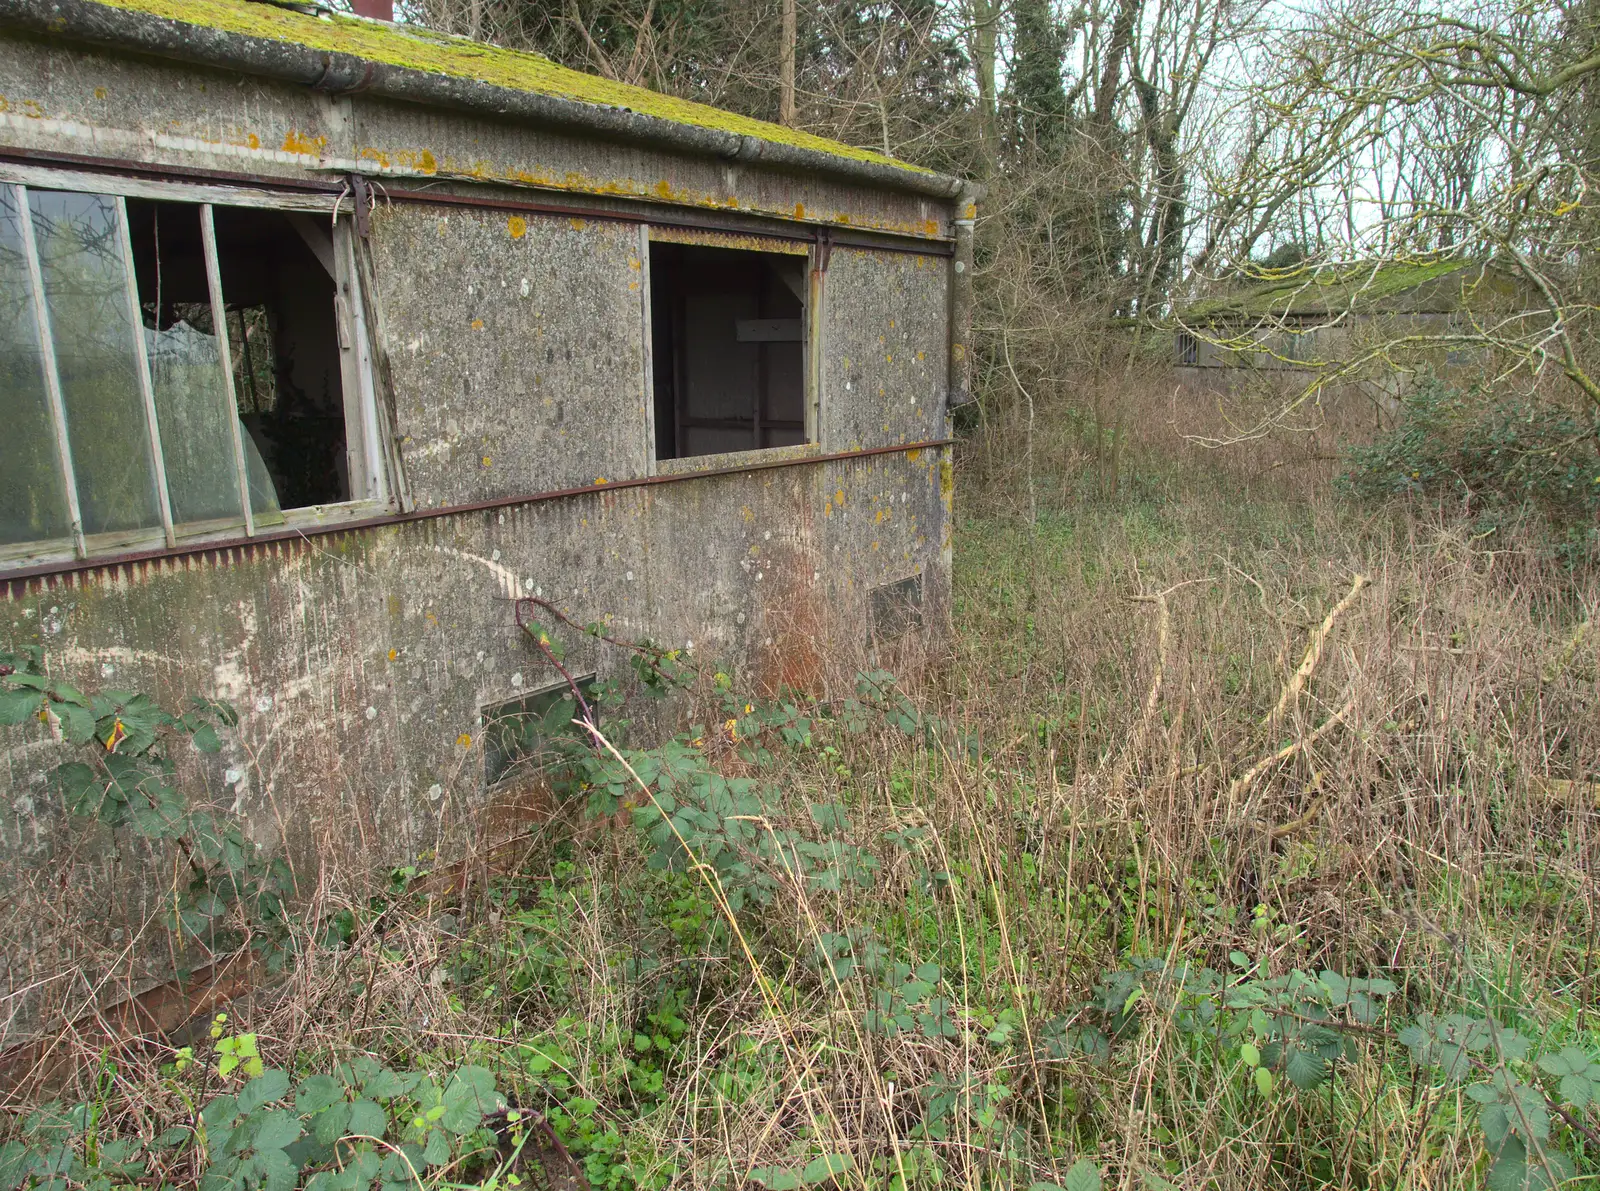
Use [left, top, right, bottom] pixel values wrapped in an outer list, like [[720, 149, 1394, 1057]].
[[210, 206, 348, 509], [1176, 330, 1198, 366], [483, 676, 597, 788], [2, 179, 376, 568], [869, 573, 924, 639], [649, 242, 807, 461]]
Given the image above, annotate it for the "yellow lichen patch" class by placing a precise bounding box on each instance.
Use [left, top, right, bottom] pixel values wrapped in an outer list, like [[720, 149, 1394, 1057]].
[[875, 508, 890, 523], [569, 217, 587, 231], [741, 505, 755, 522], [794, 202, 806, 219], [93, 86, 107, 99], [471, 318, 484, 330], [281, 128, 324, 156], [834, 488, 846, 506], [507, 215, 527, 238], [457, 732, 473, 747], [481, 455, 492, 466], [387, 648, 398, 660], [905, 448, 921, 462], [594, 476, 608, 485]]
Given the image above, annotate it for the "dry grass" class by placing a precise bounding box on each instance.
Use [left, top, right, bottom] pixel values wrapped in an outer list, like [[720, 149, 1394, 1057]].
[[5, 372, 1600, 1190]]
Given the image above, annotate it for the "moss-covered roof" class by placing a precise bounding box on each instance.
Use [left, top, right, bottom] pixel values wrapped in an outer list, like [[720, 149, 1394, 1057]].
[[83, 0, 927, 173], [1181, 259, 1527, 323]]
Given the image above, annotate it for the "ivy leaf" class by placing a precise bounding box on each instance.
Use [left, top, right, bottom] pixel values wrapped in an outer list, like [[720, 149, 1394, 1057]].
[[192, 723, 223, 753]]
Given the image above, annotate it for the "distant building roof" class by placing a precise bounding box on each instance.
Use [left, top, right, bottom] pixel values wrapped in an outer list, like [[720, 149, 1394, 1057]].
[[1181, 259, 1532, 324], [1, 0, 964, 198]]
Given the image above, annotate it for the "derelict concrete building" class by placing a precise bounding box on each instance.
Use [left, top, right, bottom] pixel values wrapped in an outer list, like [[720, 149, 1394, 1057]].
[[0, 0, 976, 1028]]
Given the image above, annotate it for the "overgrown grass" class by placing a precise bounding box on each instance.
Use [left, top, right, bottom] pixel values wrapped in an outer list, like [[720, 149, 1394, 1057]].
[[5, 378, 1600, 1191]]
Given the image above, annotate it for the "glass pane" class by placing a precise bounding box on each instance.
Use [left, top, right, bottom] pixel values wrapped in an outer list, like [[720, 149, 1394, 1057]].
[[29, 190, 160, 537], [147, 317, 244, 523], [127, 200, 241, 526], [0, 188, 70, 547]]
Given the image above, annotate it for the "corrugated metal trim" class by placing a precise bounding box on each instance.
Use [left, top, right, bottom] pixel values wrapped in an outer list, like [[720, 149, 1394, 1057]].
[[3, 439, 953, 593]]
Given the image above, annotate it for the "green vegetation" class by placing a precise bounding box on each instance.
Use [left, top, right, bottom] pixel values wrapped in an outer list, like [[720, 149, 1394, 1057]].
[[4, 409, 1599, 1187], [1341, 377, 1600, 567]]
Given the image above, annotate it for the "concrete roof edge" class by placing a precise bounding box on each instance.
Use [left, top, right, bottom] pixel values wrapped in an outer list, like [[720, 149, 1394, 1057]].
[[0, 0, 968, 202]]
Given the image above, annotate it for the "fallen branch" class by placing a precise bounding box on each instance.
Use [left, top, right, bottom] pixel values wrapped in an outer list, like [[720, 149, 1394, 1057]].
[[1269, 770, 1329, 840], [1113, 579, 1212, 791], [1228, 694, 1356, 818], [1264, 573, 1370, 733]]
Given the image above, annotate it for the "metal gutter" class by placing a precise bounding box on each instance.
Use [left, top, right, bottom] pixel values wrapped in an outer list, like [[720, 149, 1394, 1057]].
[[0, 0, 968, 201], [0, 146, 955, 252]]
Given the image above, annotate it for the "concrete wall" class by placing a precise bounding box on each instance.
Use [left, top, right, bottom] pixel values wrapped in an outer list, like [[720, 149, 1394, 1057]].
[[0, 32, 956, 1039]]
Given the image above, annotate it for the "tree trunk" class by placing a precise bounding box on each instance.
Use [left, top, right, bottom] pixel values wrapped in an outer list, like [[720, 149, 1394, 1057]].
[[780, 0, 797, 126], [968, 0, 1000, 169]]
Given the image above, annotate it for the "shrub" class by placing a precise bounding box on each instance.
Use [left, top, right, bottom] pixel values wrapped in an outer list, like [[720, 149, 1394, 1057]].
[[1341, 378, 1600, 563]]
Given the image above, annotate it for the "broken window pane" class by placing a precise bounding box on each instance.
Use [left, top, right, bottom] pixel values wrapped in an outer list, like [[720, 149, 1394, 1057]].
[[127, 200, 242, 526], [650, 241, 807, 460], [29, 189, 161, 537], [214, 207, 349, 508], [0, 187, 70, 547], [483, 676, 596, 788]]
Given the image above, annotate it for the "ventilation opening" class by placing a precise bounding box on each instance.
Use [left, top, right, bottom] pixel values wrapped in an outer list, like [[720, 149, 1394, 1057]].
[[649, 242, 807, 461], [127, 199, 350, 513], [1176, 330, 1198, 366], [483, 675, 597, 789], [869, 573, 924, 639]]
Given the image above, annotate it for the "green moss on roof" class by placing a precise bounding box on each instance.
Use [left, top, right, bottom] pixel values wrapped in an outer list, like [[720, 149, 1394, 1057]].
[[1183, 259, 1505, 321], [85, 0, 927, 173]]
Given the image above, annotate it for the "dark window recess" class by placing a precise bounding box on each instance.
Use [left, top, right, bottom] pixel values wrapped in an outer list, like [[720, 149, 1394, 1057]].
[[1176, 331, 1198, 366], [869, 573, 924, 639], [483, 676, 596, 788], [650, 242, 806, 461], [128, 198, 350, 512]]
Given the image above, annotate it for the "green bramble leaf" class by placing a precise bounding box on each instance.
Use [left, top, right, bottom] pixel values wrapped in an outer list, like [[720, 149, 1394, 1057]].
[[800, 1154, 852, 1185]]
